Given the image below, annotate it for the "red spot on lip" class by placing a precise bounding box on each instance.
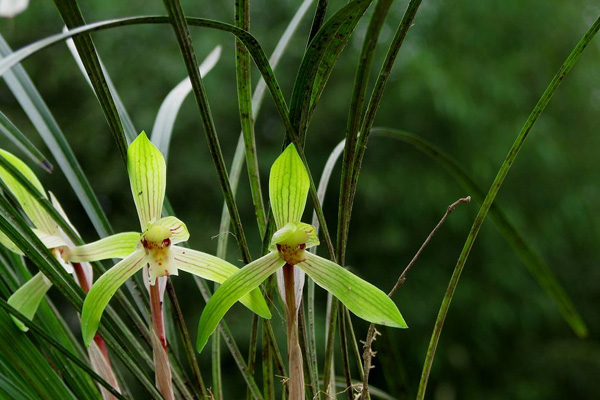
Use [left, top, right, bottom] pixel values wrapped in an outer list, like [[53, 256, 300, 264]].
[[162, 238, 171, 247]]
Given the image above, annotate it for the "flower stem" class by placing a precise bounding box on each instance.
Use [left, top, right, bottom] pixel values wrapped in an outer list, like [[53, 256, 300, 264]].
[[73, 262, 121, 399], [283, 264, 304, 400], [150, 282, 174, 400]]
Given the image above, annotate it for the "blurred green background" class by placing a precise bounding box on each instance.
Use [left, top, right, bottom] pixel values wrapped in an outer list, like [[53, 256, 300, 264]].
[[1, 0, 600, 399]]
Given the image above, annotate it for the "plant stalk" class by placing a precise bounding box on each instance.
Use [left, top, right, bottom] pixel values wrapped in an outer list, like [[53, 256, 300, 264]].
[[150, 282, 174, 400], [283, 264, 304, 400]]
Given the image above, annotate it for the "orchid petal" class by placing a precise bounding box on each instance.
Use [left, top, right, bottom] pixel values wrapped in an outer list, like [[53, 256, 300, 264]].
[[297, 252, 407, 328], [70, 232, 140, 262], [196, 251, 285, 352], [48, 192, 79, 234], [172, 246, 270, 317], [0, 149, 57, 234], [7, 272, 52, 331], [276, 267, 305, 313], [0, 0, 29, 18], [269, 144, 309, 229], [33, 229, 68, 249], [156, 216, 189, 244], [127, 132, 166, 229], [0, 229, 23, 254], [81, 250, 146, 346]]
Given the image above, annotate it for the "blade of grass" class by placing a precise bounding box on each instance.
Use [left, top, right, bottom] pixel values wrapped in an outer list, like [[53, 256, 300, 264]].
[[52, 0, 128, 160], [288, 0, 373, 142], [0, 307, 78, 400], [0, 110, 52, 172], [416, 15, 600, 399], [0, 299, 126, 400], [306, 0, 329, 45]]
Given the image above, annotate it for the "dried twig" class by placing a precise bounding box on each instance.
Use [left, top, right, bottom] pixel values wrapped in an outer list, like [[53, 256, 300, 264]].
[[359, 196, 471, 399]]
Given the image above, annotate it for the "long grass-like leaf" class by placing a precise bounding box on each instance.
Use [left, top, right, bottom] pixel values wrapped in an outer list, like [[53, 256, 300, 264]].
[[0, 110, 52, 172], [0, 308, 78, 400], [416, 15, 600, 399], [151, 45, 222, 161], [289, 0, 373, 141], [53, 0, 128, 160], [0, 299, 126, 400]]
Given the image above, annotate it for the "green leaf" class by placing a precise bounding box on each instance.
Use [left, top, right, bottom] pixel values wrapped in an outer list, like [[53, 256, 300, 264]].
[[0, 110, 52, 172], [70, 231, 140, 262], [7, 272, 52, 331], [196, 252, 285, 352], [81, 250, 146, 346], [172, 246, 270, 318], [298, 252, 407, 328], [269, 144, 310, 229], [127, 132, 166, 229], [0, 309, 78, 400], [156, 216, 189, 244], [0, 149, 57, 234], [289, 0, 372, 139], [151, 45, 222, 161]]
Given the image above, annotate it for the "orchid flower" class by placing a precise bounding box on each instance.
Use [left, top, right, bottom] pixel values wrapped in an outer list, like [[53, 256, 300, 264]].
[[196, 144, 407, 353], [0, 149, 123, 398], [80, 132, 270, 346], [0, 149, 96, 329]]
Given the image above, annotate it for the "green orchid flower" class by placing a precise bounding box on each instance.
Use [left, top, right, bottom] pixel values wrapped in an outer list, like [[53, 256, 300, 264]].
[[80, 132, 270, 346], [196, 144, 407, 352], [0, 149, 103, 330]]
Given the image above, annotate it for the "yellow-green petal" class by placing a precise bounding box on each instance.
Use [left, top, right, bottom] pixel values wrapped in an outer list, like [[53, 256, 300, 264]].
[[297, 252, 407, 328], [196, 251, 285, 352], [172, 246, 270, 318], [155, 216, 189, 245], [70, 232, 141, 262], [269, 144, 309, 229], [81, 250, 146, 346], [7, 272, 52, 331], [0, 149, 57, 234], [33, 229, 68, 249], [127, 132, 166, 230]]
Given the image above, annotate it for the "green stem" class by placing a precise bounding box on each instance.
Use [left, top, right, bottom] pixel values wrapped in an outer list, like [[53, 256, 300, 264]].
[[166, 279, 207, 398], [339, 306, 353, 400], [416, 14, 600, 400]]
